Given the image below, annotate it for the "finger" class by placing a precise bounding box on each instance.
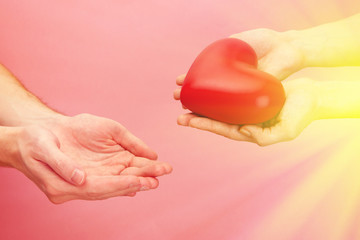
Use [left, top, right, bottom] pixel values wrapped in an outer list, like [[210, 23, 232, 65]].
[[183, 116, 251, 141], [84, 163, 127, 176], [82, 175, 160, 200], [229, 29, 275, 59], [40, 140, 86, 186], [173, 88, 181, 100], [258, 58, 293, 81], [130, 157, 172, 171], [80, 175, 143, 200], [188, 117, 245, 140], [120, 162, 172, 177], [126, 192, 137, 197], [42, 174, 142, 203], [177, 113, 199, 126], [80, 185, 142, 201], [106, 175, 158, 191], [112, 123, 158, 160], [138, 177, 159, 190], [111, 177, 159, 193], [239, 123, 287, 146], [84, 185, 142, 200], [176, 74, 186, 86], [56, 184, 142, 203]]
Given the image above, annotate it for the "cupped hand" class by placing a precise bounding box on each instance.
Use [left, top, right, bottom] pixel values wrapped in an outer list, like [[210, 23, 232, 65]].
[[174, 77, 319, 146], [230, 28, 305, 80], [15, 113, 172, 203], [174, 29, 305, 111]]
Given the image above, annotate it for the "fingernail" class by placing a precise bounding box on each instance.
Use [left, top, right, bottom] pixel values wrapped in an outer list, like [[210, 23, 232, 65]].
[[71, 169, 85, 185], [240, 128, 251, 137]]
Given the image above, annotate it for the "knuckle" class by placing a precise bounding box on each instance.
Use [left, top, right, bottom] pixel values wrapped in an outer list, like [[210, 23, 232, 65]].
[[150, 179, 159, 189], [48, 197, 63, 205], [286, 132, 297, 141], [254, 136, 270, 147], [256, 140, 267, 147], [284, 126, 297, 141], [77, 113, 92, 118], [85, 189, 99, 199], [53, 158, 64, 169], [127, 176, 141, 186], [121, 151, 134, 167], [44, 185, 60, 198], [127, 193, 137, 197]]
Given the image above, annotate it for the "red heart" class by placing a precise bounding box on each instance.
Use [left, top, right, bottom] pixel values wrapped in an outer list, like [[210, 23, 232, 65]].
[[180, 38, 286, 125]]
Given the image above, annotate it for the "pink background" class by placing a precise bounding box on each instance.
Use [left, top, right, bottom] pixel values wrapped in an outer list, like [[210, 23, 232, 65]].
[[1, 0, 360, 239]]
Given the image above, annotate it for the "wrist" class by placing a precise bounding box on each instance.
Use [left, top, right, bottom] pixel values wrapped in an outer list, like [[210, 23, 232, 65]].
[[0, 126, 23, 169], [314, 81, 339, 120], [284, 14, 360, 68], [0, 101, 66, 127], [17, 110, 66, 127], [282, 29, 323, 68], [282, 78, 321, 122], [0, 64, 66, 126], [314, 81, 360, 120]]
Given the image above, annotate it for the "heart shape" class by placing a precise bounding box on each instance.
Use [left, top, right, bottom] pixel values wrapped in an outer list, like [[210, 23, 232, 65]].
[[180, 38, 286, 125]]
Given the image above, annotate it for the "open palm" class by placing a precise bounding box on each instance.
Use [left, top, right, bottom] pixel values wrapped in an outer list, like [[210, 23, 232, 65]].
[[174, 77, 318, 146], [18, 113, 172, 203]]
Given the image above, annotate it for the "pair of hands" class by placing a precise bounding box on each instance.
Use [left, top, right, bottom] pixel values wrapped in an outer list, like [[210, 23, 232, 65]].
[[11, 29, 318, 204], [174, 29, 319, 146], [14, 113, 172, 204]]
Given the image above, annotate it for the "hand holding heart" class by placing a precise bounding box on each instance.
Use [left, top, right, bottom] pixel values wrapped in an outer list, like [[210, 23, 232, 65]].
[[175, 77, 318, 146], [174, 29, 316, 145]]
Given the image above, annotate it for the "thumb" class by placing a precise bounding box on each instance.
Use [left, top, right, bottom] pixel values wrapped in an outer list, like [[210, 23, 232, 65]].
[[41, 140, 86, 186], [259, 59, 295, 81], [229, 30, 275, 59]]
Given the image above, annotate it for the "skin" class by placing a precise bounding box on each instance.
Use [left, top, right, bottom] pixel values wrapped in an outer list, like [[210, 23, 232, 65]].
[[0, 64, 172, 203], [174, 14, 360, 146]]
